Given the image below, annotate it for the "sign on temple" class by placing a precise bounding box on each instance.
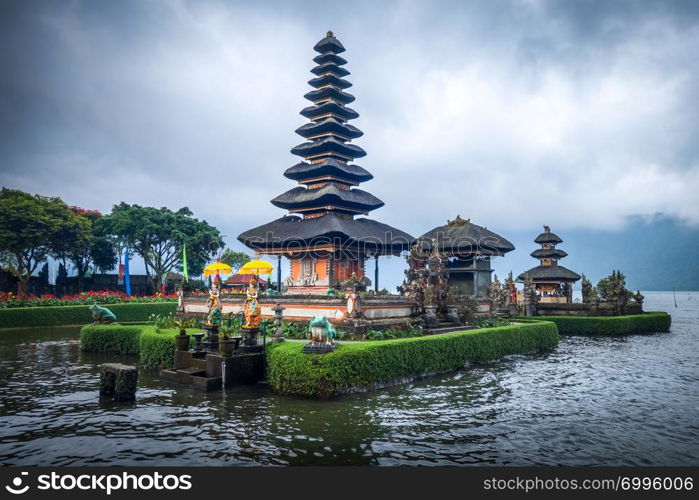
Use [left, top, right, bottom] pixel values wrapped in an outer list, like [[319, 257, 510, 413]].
[[238, 31, 413, 294]]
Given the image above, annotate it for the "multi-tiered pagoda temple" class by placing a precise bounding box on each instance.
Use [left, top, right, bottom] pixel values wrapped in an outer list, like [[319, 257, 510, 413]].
[[517, 225, 581, 303], [238, 32, 412, 294]]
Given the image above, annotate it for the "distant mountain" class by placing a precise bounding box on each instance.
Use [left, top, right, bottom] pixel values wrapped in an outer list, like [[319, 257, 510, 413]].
[[492, 216, 699, 291]]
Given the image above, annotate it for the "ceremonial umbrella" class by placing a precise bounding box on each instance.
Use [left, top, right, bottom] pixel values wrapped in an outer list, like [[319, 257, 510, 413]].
[[237, 260, 274, 276], [203, 259, 233, 285]]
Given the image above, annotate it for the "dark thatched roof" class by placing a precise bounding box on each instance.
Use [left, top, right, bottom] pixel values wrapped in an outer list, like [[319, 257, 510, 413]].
[[313, 52, 347, 66], [291, 137, 366, 159], [517, 265, 581, 283], [534, 226, 563, 244], [313, 33, 346, 54], [238, 214, 413, 253], [295, 117, 362, 139], [418, 216, 515, 255], [311, 63, 350, 77], [284, 159, 373, 183], [300, 102, 359, 121], [308, 73, 352, 89], [271, 185, 384, 211], [303, 88, 355, 105], [530, 248, 568, 259]]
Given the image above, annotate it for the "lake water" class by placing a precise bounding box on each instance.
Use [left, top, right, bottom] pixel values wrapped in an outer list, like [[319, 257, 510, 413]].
[[0, 292, 697, 466]]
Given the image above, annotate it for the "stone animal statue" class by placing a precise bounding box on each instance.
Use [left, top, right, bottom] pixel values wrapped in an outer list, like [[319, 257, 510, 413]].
[[89, 304, 116, 324], [308, 315, 336, 345]]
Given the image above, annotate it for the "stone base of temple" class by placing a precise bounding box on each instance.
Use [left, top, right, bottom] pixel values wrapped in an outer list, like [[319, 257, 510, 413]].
[[183, 292, 415, 324], [531, 302, 643, 316]]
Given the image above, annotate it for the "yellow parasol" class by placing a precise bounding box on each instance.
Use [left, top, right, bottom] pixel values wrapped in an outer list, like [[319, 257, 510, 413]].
[[203, 260, 233, 276], [237, 260, 274, 276]]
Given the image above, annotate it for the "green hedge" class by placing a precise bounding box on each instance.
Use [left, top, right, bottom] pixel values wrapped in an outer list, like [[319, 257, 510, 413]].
[[0, 302, 177, 329], [139, 327, 194, 369], [518, 312, 671, 335], [80, 323, 193, 369], [80, 324, 144, 355], [266, 321, 559, 398]]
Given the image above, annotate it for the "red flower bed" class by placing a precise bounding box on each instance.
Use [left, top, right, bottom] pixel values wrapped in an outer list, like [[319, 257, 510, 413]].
[[0, 290, 177, 308]]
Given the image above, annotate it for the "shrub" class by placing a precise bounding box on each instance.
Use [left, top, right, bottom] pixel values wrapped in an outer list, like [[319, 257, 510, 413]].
[[364, 325, 423, 341], [0, 302, 177, 328], [80, 324, 143, 354], [519, 312, 671, 335], [80, 323, 194, 368], [139, 327, 188, 369], [266, 321, 559, 398]]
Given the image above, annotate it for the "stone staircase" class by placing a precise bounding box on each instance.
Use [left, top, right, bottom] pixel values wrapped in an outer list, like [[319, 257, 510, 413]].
[[161, 347, 264, 392]]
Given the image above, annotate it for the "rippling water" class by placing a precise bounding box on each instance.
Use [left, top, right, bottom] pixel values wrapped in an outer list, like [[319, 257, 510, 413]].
[[1, 292, 697, 466]]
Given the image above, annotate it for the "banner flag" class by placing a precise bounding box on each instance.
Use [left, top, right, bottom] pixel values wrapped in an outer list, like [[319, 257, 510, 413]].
[[124, 248, 132, 296], [182, 244, 189, 281]]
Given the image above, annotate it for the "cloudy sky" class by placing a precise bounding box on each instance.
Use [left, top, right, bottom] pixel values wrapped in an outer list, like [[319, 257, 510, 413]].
[[2, 0, 698, 289]]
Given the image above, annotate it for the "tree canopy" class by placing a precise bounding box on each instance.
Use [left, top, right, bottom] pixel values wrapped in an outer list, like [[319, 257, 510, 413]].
[[219, 249, 251, 272], [53, 207, 118, 291], [100, 203, 224, 291], [0, 188, 91, 294]]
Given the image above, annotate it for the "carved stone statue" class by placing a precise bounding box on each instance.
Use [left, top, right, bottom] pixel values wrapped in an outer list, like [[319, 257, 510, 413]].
[[89, 303, 116, 324], [302, 316, 337, 354], [205, 284, 222, 326], [346, 289, 360, 318], [243, 277, 261, 328], [504, 271, 517, 306]]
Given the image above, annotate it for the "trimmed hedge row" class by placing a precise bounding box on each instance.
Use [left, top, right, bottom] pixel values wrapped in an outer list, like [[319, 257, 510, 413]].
[[518, 311, 671, 335], [80, 324, 144, 355], [0, 302, 177, 329], [80, 324, 193, 369], [266, 321, 559, 398], [139, 327, 194, 369]]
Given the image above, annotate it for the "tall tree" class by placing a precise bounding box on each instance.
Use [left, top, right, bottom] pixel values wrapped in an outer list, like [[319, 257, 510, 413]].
[[54, 207, 118, 292], [100, 203, 224, 291], [219, 249, 251, 273], [0, 188, 90, 294]]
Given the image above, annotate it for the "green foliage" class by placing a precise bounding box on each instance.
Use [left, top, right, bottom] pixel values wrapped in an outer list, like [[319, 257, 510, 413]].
[[99, 202, 224, 290], [266, 321, 559, 398], [219, 249, 251, 272], [57, 208, 118, 291], [474, 318, 512, 329], [0, 302, 177, 328], [148, 312, 175, 331], [522, 312, 671, 335], [283, 322, 307, 339], [80, 323, 194, 369], [80, 324, 143, 354], [364, 325, 424, 341], [139, 326, 194, 369], [0, 188, 91, 294]]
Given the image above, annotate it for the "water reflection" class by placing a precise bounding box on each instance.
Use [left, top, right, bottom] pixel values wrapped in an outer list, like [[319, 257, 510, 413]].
[[0, 292, 697, 466]]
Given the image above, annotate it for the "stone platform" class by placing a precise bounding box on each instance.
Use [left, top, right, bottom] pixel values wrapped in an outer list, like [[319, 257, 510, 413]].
[[182, 293, 415, 323]]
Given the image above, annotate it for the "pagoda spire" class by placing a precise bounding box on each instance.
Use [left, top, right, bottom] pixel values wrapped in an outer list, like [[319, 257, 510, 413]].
[[272, 32, 382, 219], [530, 225, 567, 266]]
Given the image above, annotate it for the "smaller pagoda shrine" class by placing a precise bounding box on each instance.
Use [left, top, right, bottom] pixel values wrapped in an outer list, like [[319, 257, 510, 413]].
[[415, 216, 515, 297], [517, 225, 581, 303]]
